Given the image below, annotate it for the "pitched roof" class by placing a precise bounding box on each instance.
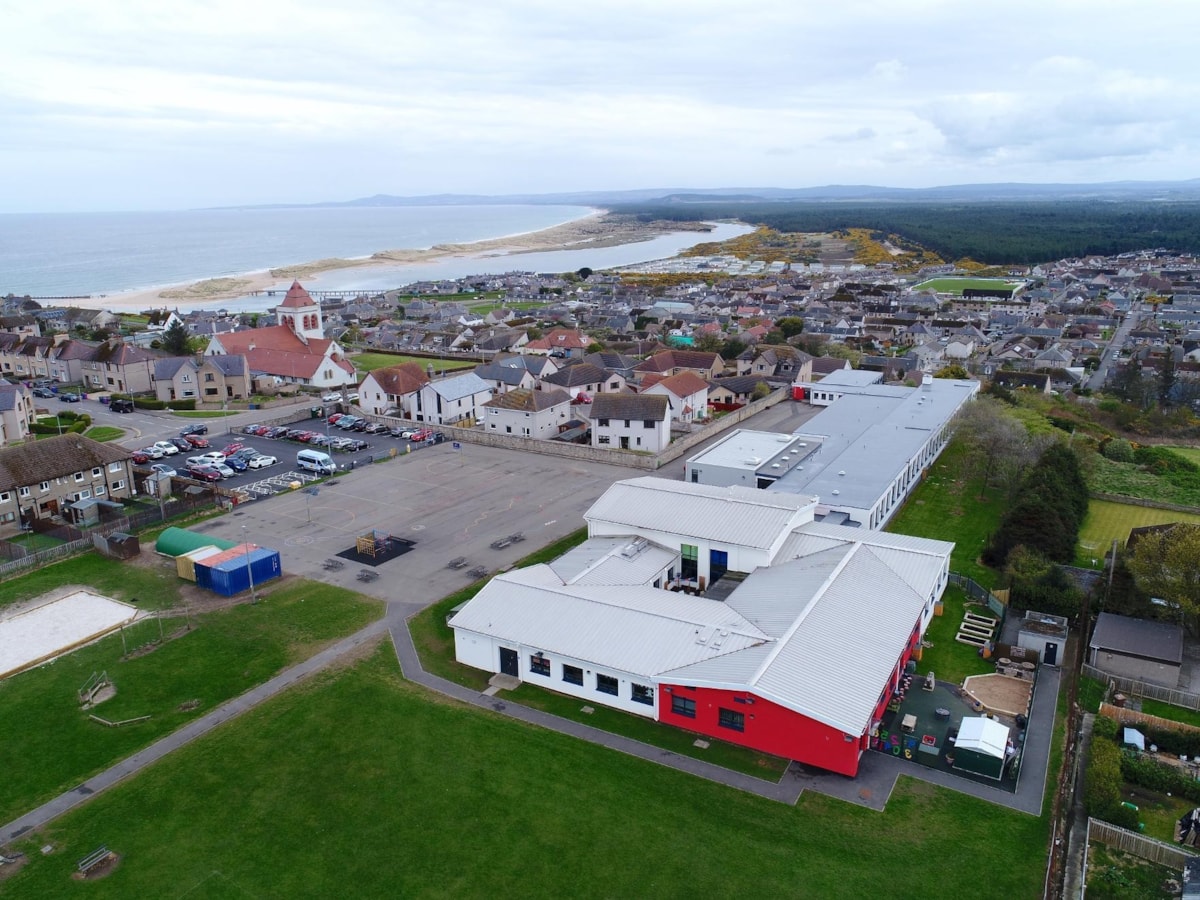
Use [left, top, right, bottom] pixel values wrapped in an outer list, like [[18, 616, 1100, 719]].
[[649, 371, 709, 398], [634, 349, 722, 374], [1090, 612, 1183, 664], [589, 393, 668, 421], [368, 362, 430, 396], [429, 372, 491, 402], [279, 281, 317, 309], [483, 387, 571, 412], [0, 435, 131, 490], [542, 363, 609, 388]]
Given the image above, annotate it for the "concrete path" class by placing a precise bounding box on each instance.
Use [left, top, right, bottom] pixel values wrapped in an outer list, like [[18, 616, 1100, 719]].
[[1, 619, 388, 846], [1062, 713, 1095, 899]]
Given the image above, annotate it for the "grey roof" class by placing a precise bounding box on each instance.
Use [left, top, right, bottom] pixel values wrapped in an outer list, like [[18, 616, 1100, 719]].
[[1090, 612, 1183, 664], [550, 536, 678, 586], [0, 383, 23, 412], [475, 362, 530, 386], [154, 357, 193, 379], [589, 393, 668, 421], [429, 372, 491, 402], [543, 363, 610, 389], [0, 435, 131, 490]]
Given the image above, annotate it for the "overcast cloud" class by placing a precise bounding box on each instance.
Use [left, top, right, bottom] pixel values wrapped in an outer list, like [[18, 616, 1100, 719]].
[[2, 0, 1198, 212]]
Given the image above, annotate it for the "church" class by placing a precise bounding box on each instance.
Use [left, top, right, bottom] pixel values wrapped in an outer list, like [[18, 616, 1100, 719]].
[[205, 281, 356, 389]]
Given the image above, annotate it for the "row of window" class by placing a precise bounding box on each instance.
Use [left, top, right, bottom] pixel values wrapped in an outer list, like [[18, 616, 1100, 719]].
[[529, 655, 653, 705], [596, 419, 658, 428], [0, 466, 124, 504], [669, 694, 745, 732]]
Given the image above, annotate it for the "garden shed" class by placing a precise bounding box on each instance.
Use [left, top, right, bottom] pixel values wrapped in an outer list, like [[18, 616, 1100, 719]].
[[953, 716, 1011, 780], [1089, 611, 1183, 688], [195, 544, 282, 597], [1017, 611, 1068, 667], [155, 526, 237, 557]]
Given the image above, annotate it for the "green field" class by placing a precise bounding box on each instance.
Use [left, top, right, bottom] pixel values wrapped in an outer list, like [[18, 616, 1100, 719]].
[[83, 426, 123, 442], [4, 644, 1053, 898], [910, 277, 1024, 295], [0, 572, 382, 823], [1078, 498, 1200, 562], [350, 351, 476, 374], [886, 440, 1003, 587]]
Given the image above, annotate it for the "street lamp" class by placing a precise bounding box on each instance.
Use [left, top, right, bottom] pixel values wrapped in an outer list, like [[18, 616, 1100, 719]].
[[242, 525, 257, 604]]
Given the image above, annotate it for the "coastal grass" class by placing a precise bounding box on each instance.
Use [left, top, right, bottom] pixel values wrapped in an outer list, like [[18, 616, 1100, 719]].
[[0, 577, 382, 825], [1078, 499, 1200, 561], [913, 584, 995, 685], [5, 643, 1051, 898], [83, 425, 123, 442], [886, 439, 1002, 587]]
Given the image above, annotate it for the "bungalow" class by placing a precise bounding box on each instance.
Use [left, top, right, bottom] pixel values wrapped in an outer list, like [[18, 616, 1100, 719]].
[[541, 363, 626, 399], [632, 349, 724, 384]]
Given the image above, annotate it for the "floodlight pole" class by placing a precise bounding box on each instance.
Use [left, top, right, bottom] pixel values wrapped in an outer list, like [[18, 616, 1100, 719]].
[[243, 525, 257, 604]]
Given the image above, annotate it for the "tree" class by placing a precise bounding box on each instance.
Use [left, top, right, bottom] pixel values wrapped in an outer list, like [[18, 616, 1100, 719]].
[[776, 317, 804, 339], [719, 337, 746, 361], [693, 333, 724, 354], [576, 267, 593, 280], [751, 381, 771, 400], [934, 363, 969, 379], [1159, 350, 1178, 408], [162, 320, 192, 356], [1127, 524, 1200, 626]]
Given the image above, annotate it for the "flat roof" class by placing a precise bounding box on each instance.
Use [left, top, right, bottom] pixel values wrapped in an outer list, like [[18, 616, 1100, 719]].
[[686, 429, 821, 473], [814, 368, 884, 388], [770, 378, 979, 512]]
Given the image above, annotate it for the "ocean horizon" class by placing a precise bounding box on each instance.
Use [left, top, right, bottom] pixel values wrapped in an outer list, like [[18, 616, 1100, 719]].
[[0, 204, 594, 299]]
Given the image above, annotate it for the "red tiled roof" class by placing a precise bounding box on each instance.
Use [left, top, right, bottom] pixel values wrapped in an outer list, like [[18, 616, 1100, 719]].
[[279, 281, 316, 309], [653, 371, 710, 398]]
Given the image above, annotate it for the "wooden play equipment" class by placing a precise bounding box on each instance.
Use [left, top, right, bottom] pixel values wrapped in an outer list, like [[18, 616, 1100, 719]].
[[356, 530, 393, 559]]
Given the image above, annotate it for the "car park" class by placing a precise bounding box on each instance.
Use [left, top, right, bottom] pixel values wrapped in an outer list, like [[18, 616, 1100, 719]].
[[180, 423, 208, 436], [58, 392, 81, 402], [248, 455, 277, 469], [150, 463, 177, 477]]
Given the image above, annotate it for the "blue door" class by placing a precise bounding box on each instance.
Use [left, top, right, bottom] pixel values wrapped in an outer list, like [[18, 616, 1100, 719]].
[[710, 549, 728, 584]]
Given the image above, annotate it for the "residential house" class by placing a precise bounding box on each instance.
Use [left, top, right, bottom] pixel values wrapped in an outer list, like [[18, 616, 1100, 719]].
[[0, 434, 137, 530], [0, 383, 33, 447], [748, 345, 813, 380], [474, 360, 537, 395], [707, 375, 772, 409], [590, 394, 671, 453], [153, 355, 251, 404], [412, 372, 493, 425], [644, 371, 710, 423], [632, 349, 724, 384], [481, 388, 573, 440], [541, 363, 626, 399], [358, 363, 431, 417], [523, 327, 590, 358], [86, 340, 163, 394]]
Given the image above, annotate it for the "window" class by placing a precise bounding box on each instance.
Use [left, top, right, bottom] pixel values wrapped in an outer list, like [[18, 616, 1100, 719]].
[[631, 684, 653, 705], [94, 485, 106, 496], [19, 486, 31, 498], [681, 544, 698, 581], [596, 674, 618, 696], [562, 665, 583, 686], [112, 480, 125, 490], [623, 419, 630, 427], [109, 462, 122, 472], [718, 708, 745, 732], [39, 481, 49, 491], [529, 654, 550, 676], [181, 374, 191, 382], [671, 695, 696, 718], [92, 467, 102, 477], [597, 435, 610, 445], [74, 472, 85, 483], [643, 420, 655, 428], [0, 491, 9, 503], [205, 373, 215, 382], [598, 418, 609, 427]]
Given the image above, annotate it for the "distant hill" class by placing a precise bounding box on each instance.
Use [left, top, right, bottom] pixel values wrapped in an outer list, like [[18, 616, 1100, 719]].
[[219, 180, 1200, 211]]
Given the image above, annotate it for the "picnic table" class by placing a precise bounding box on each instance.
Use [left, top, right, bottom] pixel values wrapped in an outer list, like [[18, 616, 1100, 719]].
[[356, 569, 378, 582], [322, 558, 344, 570], [467, 566, 489, 579], [490, 537, 512, 550], [447, 557, 468, 569]]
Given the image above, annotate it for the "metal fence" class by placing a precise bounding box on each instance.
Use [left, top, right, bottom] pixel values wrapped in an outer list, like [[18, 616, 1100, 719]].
[[948, 572, 1006, 618], [1082, 662, 1200, 711], [1086, 818, 1194, 872]]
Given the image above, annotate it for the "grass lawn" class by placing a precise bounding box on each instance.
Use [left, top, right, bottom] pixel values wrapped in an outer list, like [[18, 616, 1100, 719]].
[[0, 552, 188, 608], [1166, 446, 1200, 466], [1119, 781, 1194, 844], [0, 577, 382, 825], [886, 439, 1002, 587], [1138, 698, 1200, 729], [914, 584, 995, 685], [1079, 676, 1108, 713], [1085, 844, 1178, 899], [83, 425, 124, 442], [1078, 499, 1200, 562], [5, 644, 1051, 899], [1087, 452, 1200, 508], [170, 410, 239, 419], [350, 351, 475, 374], [7, 531, 64, 551]]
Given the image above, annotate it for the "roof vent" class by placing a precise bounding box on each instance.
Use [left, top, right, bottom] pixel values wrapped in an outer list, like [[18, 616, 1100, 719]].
[[838, 470, 846, 476], [771, 463, 781, 469], [832, 489, 840, 495]]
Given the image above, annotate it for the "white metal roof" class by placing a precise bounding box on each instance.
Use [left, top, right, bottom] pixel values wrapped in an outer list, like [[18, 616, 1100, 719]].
[[750, 545, 930, 736], [956, 716, 1010, 758], [450, 566, 769, 678], [586, 476, 816, 551], [550, 536, 677, 586], [725, 545, 851, 637], [685, 429, 819, 473], [430, 372, 491, 402]]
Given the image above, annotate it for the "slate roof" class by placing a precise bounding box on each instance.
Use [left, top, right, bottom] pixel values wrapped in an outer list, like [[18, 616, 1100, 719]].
[[483, 387, 571, 412], [0, 435, 132, 490], [634, 349, 722, 375], [542, 363, 609, 389], [1090, 612, 1183, 664], [649, 371, 709, 398], [589, 393, 668, 422], [429, 372, 491, 402]]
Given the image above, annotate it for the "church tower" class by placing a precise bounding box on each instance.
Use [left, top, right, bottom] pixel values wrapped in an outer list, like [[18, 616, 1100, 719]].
[[276, 281, 323, 344]]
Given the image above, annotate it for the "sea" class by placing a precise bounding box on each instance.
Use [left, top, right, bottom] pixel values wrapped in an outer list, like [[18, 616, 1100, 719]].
[[0, 205, 750, 312]]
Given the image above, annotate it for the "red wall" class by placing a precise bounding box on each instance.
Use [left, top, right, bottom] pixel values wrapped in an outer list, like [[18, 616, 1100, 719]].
[[657, 684, 863, 777]]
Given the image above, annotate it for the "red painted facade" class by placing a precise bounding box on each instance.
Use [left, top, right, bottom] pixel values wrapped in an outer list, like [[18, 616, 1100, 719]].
[[655, 617, 927, 778]]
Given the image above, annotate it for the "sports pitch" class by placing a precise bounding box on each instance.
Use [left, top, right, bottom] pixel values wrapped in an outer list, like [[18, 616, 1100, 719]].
[[913, 277, 1025, 294], [1079, 498, 1200, 559]]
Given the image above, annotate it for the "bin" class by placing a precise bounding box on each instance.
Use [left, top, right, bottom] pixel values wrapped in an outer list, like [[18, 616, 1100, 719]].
[[311, 406, 322, 419]]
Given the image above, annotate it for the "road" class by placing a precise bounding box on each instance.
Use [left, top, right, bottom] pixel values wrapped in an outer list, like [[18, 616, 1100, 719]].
[[1086, 301, 1141, 391]]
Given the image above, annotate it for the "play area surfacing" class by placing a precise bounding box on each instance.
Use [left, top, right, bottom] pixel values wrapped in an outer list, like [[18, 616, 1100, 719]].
[[0, 590, 140, 679]]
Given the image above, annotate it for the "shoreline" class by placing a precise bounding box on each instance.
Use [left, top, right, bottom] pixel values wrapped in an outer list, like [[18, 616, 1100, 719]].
[[83, 213, 712, 312]]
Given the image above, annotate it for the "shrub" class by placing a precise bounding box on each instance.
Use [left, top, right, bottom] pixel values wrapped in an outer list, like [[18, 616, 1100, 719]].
[[1101, 439, 1134, 462], [134, 398, 166, 410], [1121, 753, 1200, 805], [1093, 715, 1119, 741], [1085, 737, 1125, 820]]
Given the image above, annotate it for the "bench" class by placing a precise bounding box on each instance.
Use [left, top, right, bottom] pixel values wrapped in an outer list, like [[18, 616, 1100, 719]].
[[78, 846, 111, 875], [509, 532, 525, 543], [490, 538, 512, 550]]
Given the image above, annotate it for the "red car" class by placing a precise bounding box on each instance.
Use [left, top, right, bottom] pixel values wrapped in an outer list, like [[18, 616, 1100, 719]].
[[185, 434, 210, 448], [410, 429, 433, 443], [327, 413, 344, 425], [131, 451, 150, 464], [186, 464, 222, 482], [222, 442, 245, 455]]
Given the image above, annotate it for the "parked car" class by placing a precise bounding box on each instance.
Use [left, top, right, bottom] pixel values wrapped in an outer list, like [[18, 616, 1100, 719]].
[[141, 446, 164, 460], [58, 392, 81, 402], [266, 427, 290, 439], [184, 434, 210, 448], [362, 422, 386, 434], [321, 391, 342, 402], [410, 429, 434, 443], [110, 398, 135, 413], [150, 463, 177, 477], [326, 413, 344, 425], [189, 451, 226, 465], [169, 437, 192, 452], [180, 423, 208, 436], [223, 442, 245, 456], [186, 464, 222, 482], [347, 392, 360, 402], [309, 434, 331, 447], [248, 454, 277, 469], [32, 387, 55, 398], [223, 456, 248, 472], [211, 462, 235, 478], [350, 419, 369, 432], [152, 441, 180, 456], [428, 431, 446, 445], [242, 424, 262, 435], [336, 416, 360, 429], [131, 451, 150, 464]]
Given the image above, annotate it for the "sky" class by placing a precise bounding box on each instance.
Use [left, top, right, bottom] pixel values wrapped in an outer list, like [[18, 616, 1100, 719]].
[[2, 0, 1199, 213]]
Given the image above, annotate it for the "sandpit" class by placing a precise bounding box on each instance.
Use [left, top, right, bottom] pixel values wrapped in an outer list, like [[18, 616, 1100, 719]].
[[0, 590, 140, 679], [961, 673, 1034, 718]]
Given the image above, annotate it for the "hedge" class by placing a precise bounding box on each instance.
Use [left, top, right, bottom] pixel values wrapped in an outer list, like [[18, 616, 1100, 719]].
[[1121, 754, 1200, 804], [134, 398, 196, 411], [1086, 737, 1140, 829]]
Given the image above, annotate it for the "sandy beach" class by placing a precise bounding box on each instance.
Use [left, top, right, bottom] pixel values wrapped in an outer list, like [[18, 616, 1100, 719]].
[[89, 213, 711, 312]]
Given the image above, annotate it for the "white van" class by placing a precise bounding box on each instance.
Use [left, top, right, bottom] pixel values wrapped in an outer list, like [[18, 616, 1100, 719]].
[[296, 449, 336, 476]]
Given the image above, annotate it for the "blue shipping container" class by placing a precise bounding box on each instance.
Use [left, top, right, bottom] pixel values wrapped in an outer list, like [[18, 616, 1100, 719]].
[[195, 547, 282, 596]]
